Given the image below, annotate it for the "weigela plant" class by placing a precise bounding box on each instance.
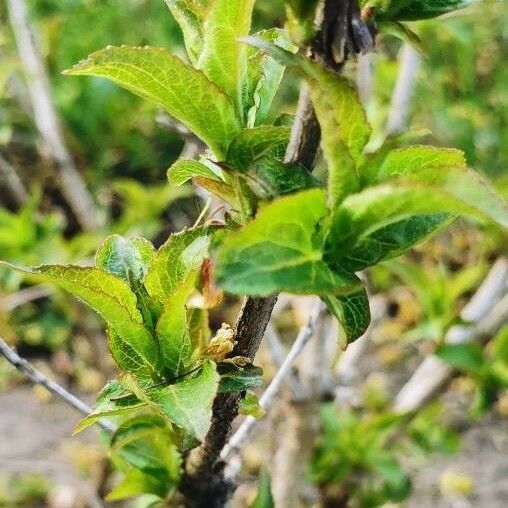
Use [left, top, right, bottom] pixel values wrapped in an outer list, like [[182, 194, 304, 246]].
[[3, 0, 505, 502]]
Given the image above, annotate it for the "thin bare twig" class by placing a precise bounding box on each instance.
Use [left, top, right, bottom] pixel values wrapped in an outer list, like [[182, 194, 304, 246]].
[[221, 301, 326, 463], [264, 321, 304, 396], [6, 0, 100, 231], [0, 154, 28, 206], [385, 44, 421, 136], [0, 336, 114, 433], [356, 52, 374, 106]]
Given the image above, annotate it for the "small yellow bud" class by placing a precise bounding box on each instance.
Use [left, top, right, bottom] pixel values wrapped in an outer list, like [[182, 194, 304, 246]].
[[204, 323, 237, 362]]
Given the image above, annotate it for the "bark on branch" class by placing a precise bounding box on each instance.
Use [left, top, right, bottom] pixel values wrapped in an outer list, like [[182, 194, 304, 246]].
[[220, 301, 326, 464]]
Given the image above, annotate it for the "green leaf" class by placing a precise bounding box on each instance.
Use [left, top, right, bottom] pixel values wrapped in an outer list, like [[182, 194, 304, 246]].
[[322, 288, 371, 347], [215, 189, 361, 296], [337, 214, 452, 272], [286, 0, 320, 20], [307, 64, 371, 169], [310, 83, 359, 207], [64, 46, 240, 157], [3, 263, 162, 379], [168, 159, 225, 187], [164, 0, 209, 64], [285, 1, 319, 44], [370, 145, 508, 228], [145, 228, 211, 305], [492, 326, 508, 364], [385, 260, 444, 321], [109, 415, 180, 499], [402, 168, 508, 228], [138, 362, 219, 441], [239, 392, 265, 419], [198, 0, 255, 119], [74, 380, 145, 434], [368, 452, 412, 502], [326, 181, 508, 256], [448, 263, 487, 303], [95, 235, 154, 283], [188, 307, 211, 353], [95, 236, 158, 329], [111, 415, 179, 470], [252, 469, 275, 508], [108, 329, 159, 380], [226, 126, 290, 171], [245, 29, 296, 126], [195, 176, 244, 211], [241, 39, 369, 205], [240, 36, 299, 67], [156, 276, 196, 376], [247, 156, 319, 198], [378, 21, 424, 53], [379, 0, 474, 21], [377, 146, 466, 182], [435, 343, 485, 374], [218, 363, 264, 393], [107, 468, 166, 501]]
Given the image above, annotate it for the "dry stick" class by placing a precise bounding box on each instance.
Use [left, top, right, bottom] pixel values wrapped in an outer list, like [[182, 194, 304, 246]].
[[385, 44, 421, 136], [394, 258, 508, 413], [357, 52, 374, 106], [264, 321, 304, 396], [6, 0, 100, 231], [0, 154, 29, 206], [221, 301, 326, 464], [0, 336, 114, 433]]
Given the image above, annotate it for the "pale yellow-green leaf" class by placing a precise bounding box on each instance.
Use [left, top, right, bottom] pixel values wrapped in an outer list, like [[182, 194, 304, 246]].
[[3, 263, 162, 378], [145, 228, 211, 305], [64, 46, 240, 157], [198, 0, 255, 119]]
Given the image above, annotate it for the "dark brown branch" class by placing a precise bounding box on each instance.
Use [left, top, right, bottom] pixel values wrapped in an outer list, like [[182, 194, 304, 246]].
[[182, 296, 279, 506], [181, 2, 371, 506]]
